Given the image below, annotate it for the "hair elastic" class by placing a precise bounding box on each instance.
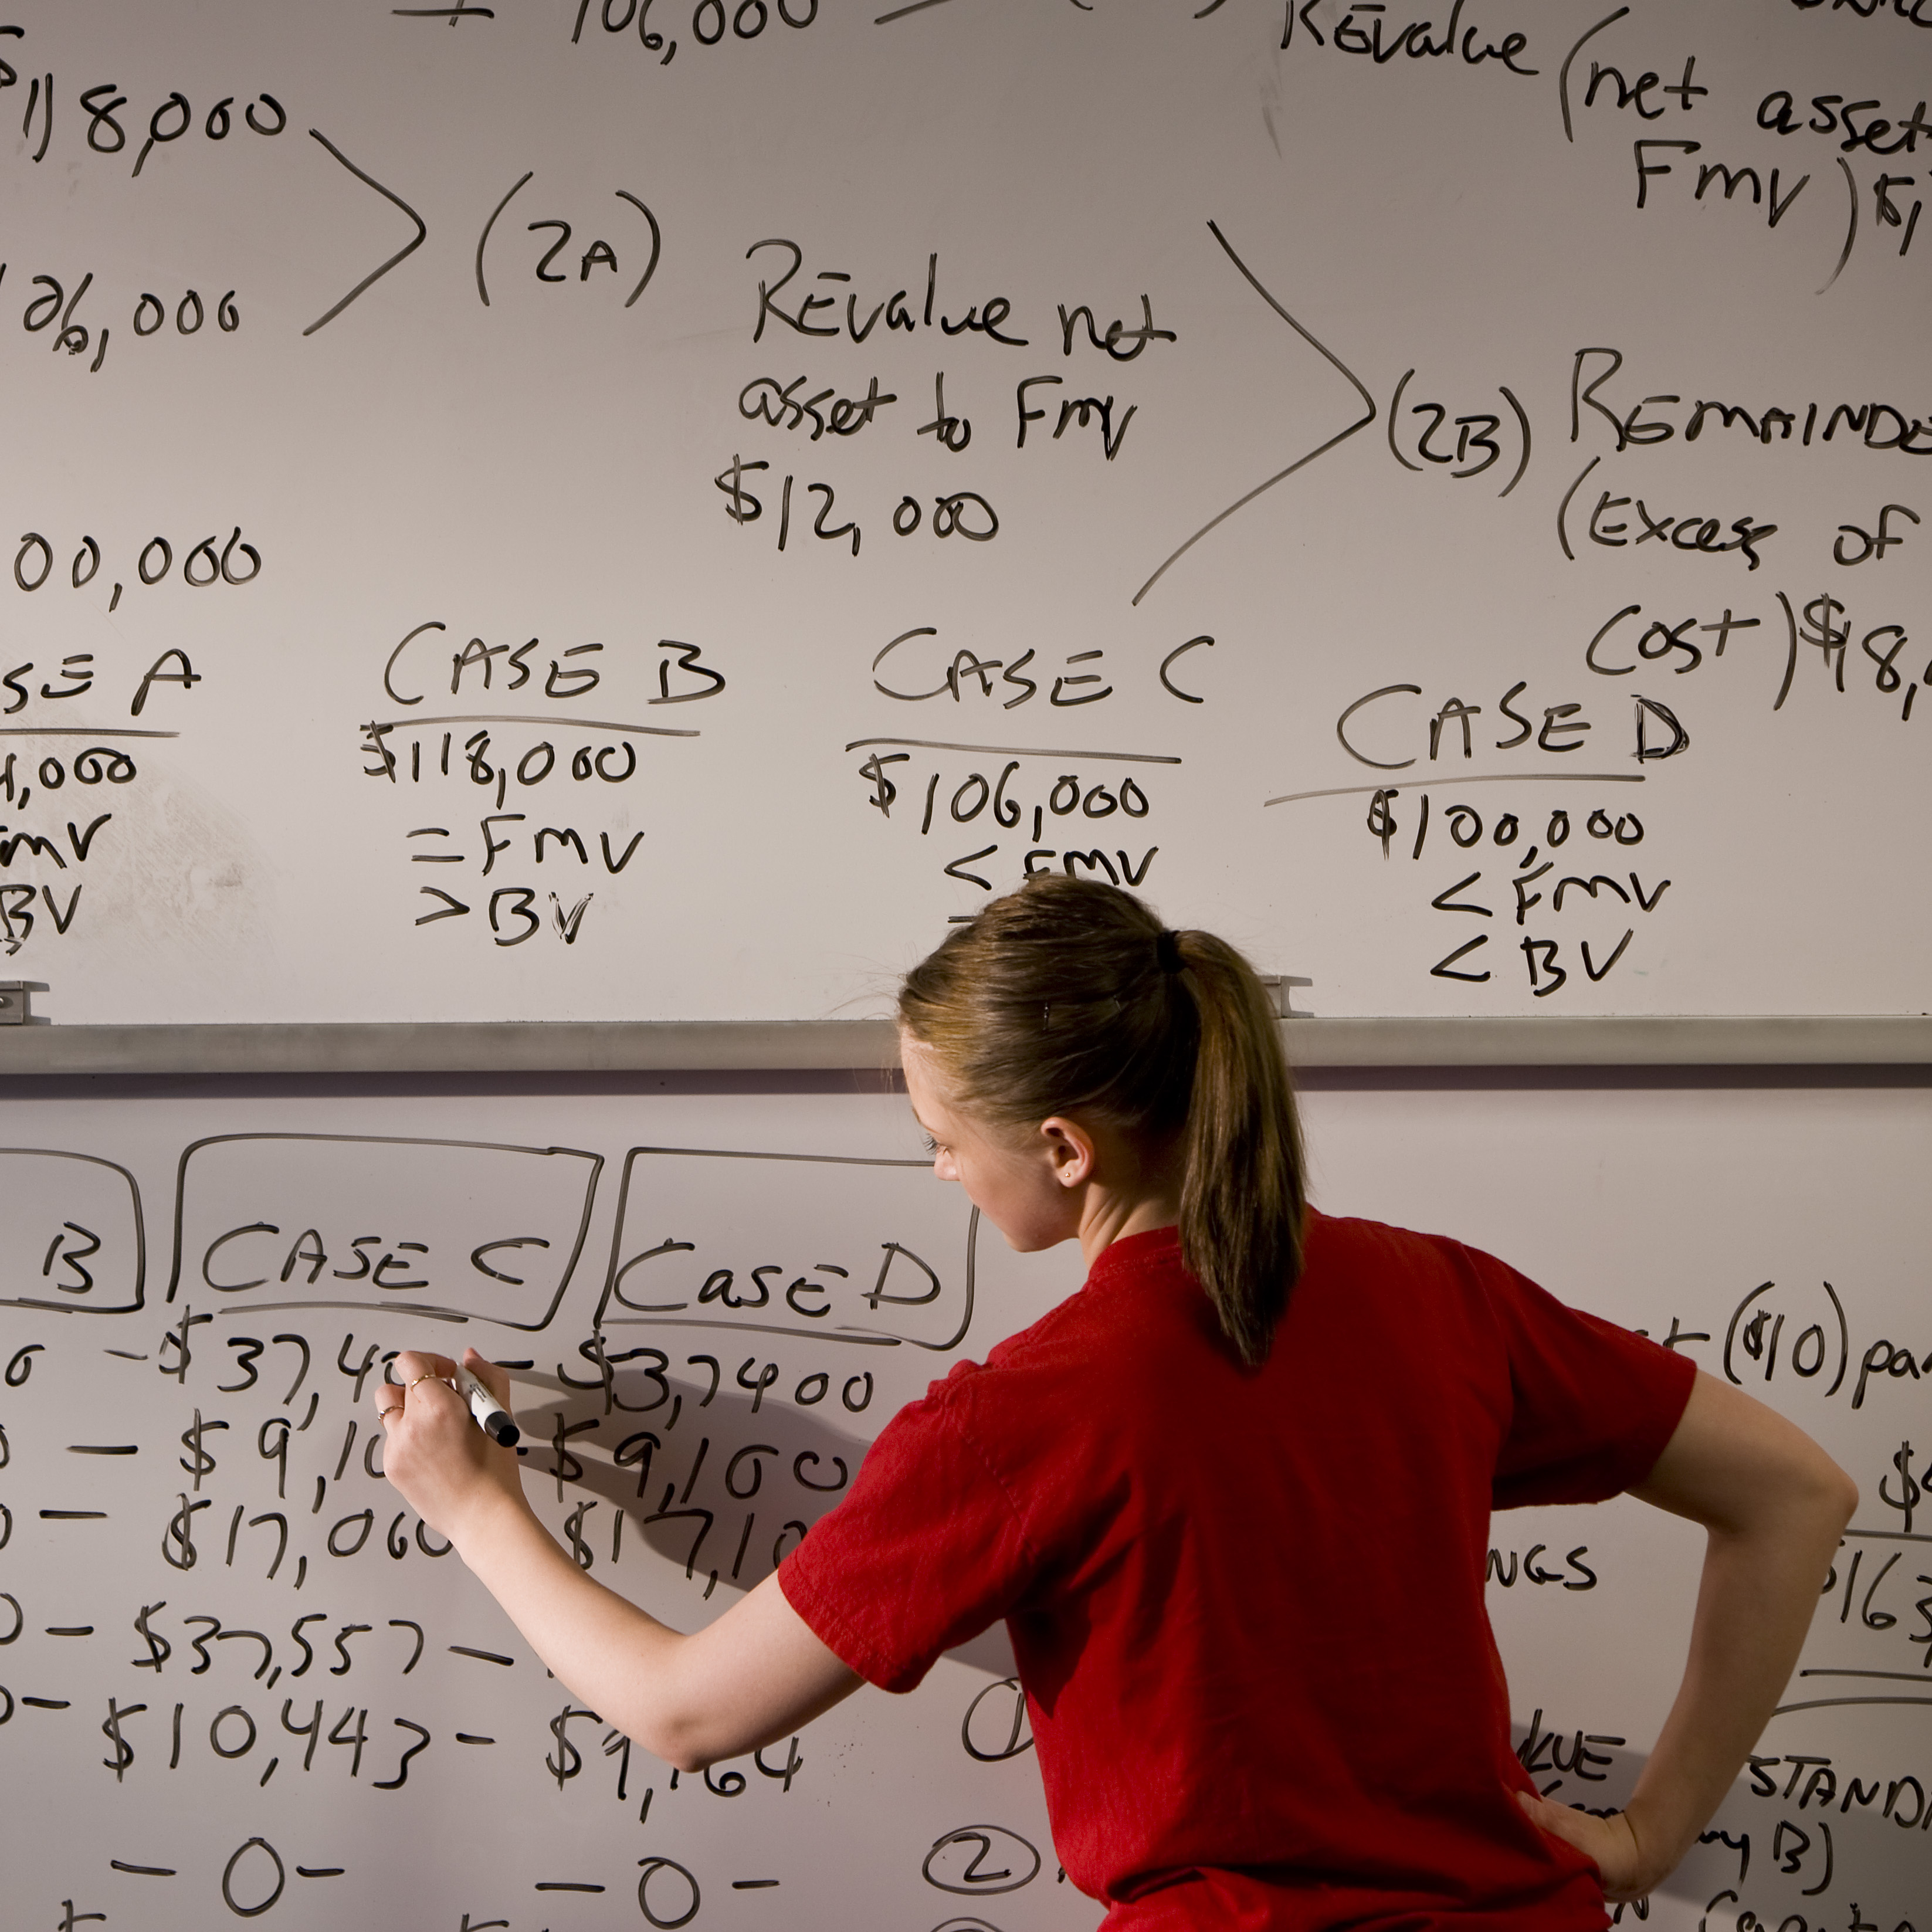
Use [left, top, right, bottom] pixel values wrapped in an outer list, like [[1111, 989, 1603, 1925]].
[[1155, 929, 1185, 974]]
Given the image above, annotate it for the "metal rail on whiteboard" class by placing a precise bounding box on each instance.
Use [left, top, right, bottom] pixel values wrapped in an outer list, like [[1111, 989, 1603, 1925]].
[[0, 1016, 1928, 1075]]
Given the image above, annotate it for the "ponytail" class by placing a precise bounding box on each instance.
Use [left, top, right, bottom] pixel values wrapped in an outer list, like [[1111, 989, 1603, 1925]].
[[1167, 928, 1306, 1364], [897, 877, 1307, 1365]]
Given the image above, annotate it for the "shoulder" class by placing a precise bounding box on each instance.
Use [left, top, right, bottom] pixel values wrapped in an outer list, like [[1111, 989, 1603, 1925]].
[[1299, 1208, 1525, 1313], [905, 1231, 1196, 1433], [1306, 1205, 1486, 1267], [1282, 1212, 1612, 1408]]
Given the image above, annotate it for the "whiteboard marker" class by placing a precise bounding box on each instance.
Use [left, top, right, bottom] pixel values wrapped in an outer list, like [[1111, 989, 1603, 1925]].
[[457, 1368, 520, 1448]]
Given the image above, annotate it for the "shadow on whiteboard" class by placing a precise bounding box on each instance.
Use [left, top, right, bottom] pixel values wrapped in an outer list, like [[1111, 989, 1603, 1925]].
[[518, 1365, 1021, 1680]]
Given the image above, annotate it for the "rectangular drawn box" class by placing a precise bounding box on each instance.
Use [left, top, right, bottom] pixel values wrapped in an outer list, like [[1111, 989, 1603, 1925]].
[[598, 1147, 981, 1353], [0, 1148, 145, 1316], [167, 1133, 602, 1329]]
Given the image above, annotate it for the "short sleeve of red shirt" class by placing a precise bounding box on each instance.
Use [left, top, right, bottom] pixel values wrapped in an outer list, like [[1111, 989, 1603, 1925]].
[[1464, 1242, 1697, 1510], [779, 1368, 1037, 1693]]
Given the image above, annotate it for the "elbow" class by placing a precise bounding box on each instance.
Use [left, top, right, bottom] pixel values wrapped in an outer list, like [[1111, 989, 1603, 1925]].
[[1696, 1438, 1857, 1548], [1805, 1460, 1859, 1580], [1798, 1438, 1858, 1530], [1774, 1447, 1858, 1558], [642, 1711, 713, 1777], [643, 1700, 745, 1777], [665, 1723, 720, 1778], [1825, 1462, 1859, 1531]]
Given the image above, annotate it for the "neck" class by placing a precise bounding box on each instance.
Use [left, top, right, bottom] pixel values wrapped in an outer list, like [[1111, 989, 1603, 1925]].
[[1072, 1128, 1182, 1267], [1076, 1192, 1180, 1268]]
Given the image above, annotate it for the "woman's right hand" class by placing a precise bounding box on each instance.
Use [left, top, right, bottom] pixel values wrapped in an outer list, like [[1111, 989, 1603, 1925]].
[[372, 1348, 528, 1549]]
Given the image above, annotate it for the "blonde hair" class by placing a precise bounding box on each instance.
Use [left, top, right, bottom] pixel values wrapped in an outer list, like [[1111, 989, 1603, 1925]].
[[897, 876, 1306, 1364]]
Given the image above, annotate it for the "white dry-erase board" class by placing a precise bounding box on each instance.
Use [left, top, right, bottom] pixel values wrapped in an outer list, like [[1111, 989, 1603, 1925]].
[[0, 1075, 1927, 1932], [0, 0, 1922, 1031]]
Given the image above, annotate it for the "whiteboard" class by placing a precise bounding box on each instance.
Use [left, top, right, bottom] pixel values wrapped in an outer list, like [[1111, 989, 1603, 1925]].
[[0, 0, 1924, 1026], [0, 1075, 1926, 1930]]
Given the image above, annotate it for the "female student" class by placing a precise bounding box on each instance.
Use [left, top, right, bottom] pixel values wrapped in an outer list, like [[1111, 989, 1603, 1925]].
[[377, 876, 1855, 1930]]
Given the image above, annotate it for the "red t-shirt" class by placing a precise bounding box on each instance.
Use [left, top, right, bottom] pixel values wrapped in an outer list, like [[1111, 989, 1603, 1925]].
[[778, 1211, 1696, 1931]]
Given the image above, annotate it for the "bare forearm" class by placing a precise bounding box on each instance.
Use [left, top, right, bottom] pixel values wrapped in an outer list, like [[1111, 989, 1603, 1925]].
[[453, 1487, 699, 1761], [1622, 1496, 1848, 1875], [1522, 1374, 1857, 1900], [456, 1493, 860, 1767], [378, 1349, 865, 1772]]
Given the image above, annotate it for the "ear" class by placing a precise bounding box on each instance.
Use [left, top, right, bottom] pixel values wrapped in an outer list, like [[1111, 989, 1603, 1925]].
[[1036, 1116, 1096, 1188]]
